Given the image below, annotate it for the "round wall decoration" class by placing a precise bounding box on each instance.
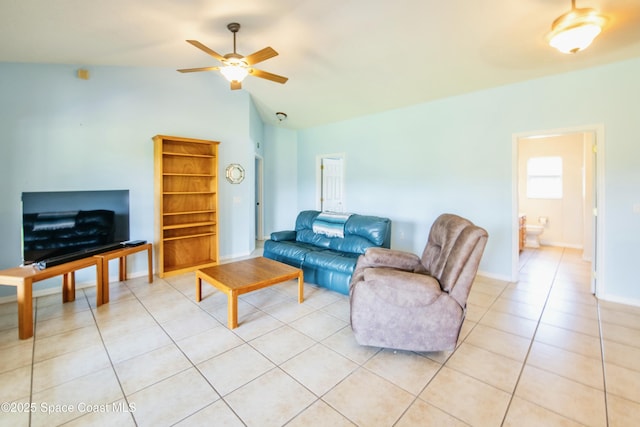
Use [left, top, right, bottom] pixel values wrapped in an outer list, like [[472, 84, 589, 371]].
[[225, 163, 245, 184]]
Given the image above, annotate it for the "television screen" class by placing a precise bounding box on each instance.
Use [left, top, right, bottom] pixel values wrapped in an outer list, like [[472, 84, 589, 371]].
[[21, 190, 130, 264]]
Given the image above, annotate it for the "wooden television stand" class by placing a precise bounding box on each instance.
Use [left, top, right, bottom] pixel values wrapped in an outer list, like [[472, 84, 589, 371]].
[[0, 242, 153, 340], [0, 257, 103, 339]]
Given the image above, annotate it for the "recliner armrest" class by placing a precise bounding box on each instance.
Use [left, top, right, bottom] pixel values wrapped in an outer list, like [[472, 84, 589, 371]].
[[358, 247, 426, 273], [270, 230, 296, 242]]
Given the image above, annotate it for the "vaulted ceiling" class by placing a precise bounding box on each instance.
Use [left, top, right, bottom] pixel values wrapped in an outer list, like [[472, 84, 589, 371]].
[[2, 0, 639, 128]]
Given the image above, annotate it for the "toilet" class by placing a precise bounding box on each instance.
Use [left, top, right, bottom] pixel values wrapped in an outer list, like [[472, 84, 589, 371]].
[[525, 224, 544, 248]]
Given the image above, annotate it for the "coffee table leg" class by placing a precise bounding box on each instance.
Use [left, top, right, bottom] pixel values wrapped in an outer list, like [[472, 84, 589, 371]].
[[298, 271, 304, 303], [228, 290, 238, 329]]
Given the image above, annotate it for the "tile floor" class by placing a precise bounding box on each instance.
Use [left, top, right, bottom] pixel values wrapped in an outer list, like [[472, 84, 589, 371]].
[[1, 246, 639, 426]]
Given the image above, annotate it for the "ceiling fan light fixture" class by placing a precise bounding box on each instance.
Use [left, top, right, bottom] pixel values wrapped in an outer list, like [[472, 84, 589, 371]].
[[178, 22, 288, 89], [220, 64, 249, 82], [548, 1, 607, 54]]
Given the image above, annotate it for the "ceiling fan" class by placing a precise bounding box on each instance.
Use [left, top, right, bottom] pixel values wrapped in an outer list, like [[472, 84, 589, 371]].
[[177, 22, 288, 90]]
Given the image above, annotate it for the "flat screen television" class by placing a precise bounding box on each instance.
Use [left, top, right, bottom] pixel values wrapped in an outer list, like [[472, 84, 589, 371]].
[[21, 190, 130, 265]]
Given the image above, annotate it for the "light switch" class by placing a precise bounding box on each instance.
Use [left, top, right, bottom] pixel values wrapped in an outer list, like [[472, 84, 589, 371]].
[[633, 203, 640, 214]]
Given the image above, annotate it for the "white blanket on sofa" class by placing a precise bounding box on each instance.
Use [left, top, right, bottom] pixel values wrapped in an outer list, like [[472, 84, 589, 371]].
[[312, 211, 353, 238]]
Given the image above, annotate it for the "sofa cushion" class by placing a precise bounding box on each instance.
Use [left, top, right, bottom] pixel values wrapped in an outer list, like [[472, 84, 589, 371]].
[[263, 240, 320, 267], [303, 250, 360, 275], [296, 229, 331, 248], [295, 210, 321, 231], [344, 214, 390, 247], [328, 235, 375, 255]]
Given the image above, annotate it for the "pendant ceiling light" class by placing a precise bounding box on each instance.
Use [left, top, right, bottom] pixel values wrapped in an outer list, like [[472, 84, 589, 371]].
[[548, 0, 607, 54]]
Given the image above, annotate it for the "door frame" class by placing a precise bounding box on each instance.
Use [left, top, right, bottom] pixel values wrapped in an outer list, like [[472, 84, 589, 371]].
[[511, 124, 605, 296], [255, 155, 264, 240]]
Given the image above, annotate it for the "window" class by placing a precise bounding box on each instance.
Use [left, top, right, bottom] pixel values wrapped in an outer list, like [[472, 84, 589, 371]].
[[527, 156, 562, 199]]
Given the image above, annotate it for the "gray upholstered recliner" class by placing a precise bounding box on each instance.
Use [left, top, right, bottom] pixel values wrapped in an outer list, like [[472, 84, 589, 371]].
[[349, 213, 488, 352]]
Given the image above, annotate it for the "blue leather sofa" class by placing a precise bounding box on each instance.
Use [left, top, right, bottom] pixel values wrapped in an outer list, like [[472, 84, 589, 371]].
[[263, 210, 391, 295]]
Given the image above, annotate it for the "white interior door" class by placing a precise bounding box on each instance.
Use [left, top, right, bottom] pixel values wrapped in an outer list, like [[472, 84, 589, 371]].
[[321, 157, 345, 212]]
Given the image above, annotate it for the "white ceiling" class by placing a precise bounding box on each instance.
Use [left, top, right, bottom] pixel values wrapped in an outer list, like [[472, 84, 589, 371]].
[[2, 0, 640, 129]]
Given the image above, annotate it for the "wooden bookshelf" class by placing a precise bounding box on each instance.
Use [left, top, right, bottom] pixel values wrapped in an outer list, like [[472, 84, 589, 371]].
[[153, 135, 220, 277]]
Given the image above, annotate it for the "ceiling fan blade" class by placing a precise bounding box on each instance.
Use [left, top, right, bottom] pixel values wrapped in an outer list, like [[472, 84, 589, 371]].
[[249, 68, 288, 84], [230, 80, 242, 90], [177, 66, 220, 73], [186, 40, 226, 62], [244, 47, 278, 65]]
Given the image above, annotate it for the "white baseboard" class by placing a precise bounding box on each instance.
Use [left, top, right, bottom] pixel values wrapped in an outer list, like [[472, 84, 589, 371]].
[[597, 293, 640, 308], [219, 251, 253, 262], [477, 270, 512, 283], [540, 241, 583, 249]]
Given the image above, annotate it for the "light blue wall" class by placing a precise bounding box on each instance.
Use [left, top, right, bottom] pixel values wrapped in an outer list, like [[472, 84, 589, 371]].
[[263, 125, 298, 235], [0, 63, 255, 297], [269, 58, 640, 304]]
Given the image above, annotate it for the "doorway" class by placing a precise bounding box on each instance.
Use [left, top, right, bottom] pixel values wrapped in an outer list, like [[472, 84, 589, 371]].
[[512, 125, 604, 296], [316, 153, 346, 212], [255, 155, 264, 241]]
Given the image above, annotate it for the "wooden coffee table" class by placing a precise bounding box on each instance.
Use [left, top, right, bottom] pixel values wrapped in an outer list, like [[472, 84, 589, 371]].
[[195, 257, 304, 329]]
